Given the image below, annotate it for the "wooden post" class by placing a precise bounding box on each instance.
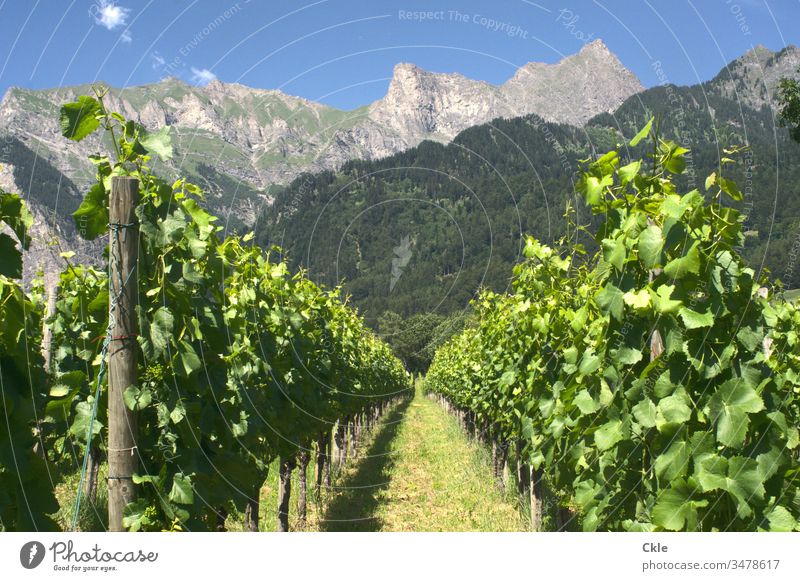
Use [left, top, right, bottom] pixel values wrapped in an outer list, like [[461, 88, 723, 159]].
[[244, 484, 260, 532], [516, 440, 530, 499], [297, 449, 310, 527], [215, 506, 228, 532], [344, 416, 353, 462], [41, 278, 59, 372], [324, 435, 331, 491], [315, 432, 327, 498], [277, 455, 295, 532], [530, 466, 543, 532], [350, 416, 358, 458], [333, 421, 346, 471], [107, 176, 139, 532], [557, 507, 573, 532]]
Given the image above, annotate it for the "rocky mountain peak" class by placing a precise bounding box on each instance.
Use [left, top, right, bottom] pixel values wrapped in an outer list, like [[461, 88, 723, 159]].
[[503, 40, 642, 125], [383, 62, 487, 102], [0, 39, 647, 209], [739, 44, 774, 64], [372, 62, 495, 139], [390, 62, 425, 82], [370, 39, 642, 137], [581, 38, 612, 54], [0, 40, 648, 231], [710, 43, 799, 109], [510, 39, 616, 80]]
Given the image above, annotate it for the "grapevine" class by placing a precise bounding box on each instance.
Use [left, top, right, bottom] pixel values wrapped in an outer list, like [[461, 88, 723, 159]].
[[426, 121, 800, 531], [37, 88, 410, 531], [0, 187, 59, 530]]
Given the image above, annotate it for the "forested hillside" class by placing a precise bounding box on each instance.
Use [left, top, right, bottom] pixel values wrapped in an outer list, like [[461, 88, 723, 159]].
[[256, 116, 600, 323], [256, 47, 800, 325]]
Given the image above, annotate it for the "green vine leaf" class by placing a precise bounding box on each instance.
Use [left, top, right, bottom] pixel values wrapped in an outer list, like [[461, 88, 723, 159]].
[[629, 117, 654, 146], [150, 307, 174, 358], [663, 243, 701, 279], [72, 183, 109, 240], [652, 480, 707, 531], [654, 437, 690, 482], [139, 126, 173, 160], [123, 385, 153, 411], [638, 225, 664, 268], [679, 307, 714, 329], [60, 96, 102, 141], [632, 398, 657, 428], [596, 282, 625, 321], [765, 506, 797, 532], [168, 474, 194, 505], [595, 419, 625, 451], [710, 379, 764, 448]]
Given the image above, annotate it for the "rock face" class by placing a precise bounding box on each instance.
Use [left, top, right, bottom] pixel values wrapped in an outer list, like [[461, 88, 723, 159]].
[[369, 63, 502, 142], [503, 40, 644, 125], [0, 40, 642, 221], [368, 40, 643, 145], [1, 40, 796, 288], [0, 159, 101, 291], [709, 44, 800, 110]]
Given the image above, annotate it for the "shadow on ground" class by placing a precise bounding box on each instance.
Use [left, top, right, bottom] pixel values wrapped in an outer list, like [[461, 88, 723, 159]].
[[320, 397, 412, 531]]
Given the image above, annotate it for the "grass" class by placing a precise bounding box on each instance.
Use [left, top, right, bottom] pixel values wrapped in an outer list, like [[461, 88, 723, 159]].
[[226, 454, 326, 532], [319, 398, 411, 531], [54, 386, 526, 532], [320, 388, 527, 532], [53, 462, 109, 532], [226, 402, 408, 532]]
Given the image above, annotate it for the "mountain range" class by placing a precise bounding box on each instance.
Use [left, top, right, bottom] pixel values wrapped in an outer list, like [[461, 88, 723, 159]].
[[255, 43, 800, 324], [0, 39, 640, 208], [1, 40, 798, 317]]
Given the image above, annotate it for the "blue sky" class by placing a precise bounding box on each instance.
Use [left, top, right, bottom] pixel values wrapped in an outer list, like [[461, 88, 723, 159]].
[[0, 0, 798, 110]]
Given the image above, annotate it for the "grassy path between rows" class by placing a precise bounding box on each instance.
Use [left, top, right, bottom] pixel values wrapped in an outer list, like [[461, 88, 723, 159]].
[[318, 388, 527, 532], [59, 387, 527, 531]]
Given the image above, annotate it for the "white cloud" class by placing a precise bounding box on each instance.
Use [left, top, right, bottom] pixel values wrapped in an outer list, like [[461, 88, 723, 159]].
[[151, 52, 166, 70], [94, 1, 130, 31], [120, 29, 132, 43], [190, 67, 217, 86]]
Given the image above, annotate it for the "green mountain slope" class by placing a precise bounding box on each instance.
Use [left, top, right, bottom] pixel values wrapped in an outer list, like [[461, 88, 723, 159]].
[[256, 46, 800, 325]]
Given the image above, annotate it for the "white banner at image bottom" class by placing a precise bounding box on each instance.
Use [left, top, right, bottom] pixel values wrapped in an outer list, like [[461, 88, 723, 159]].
[[0, 532, 797, 581]]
